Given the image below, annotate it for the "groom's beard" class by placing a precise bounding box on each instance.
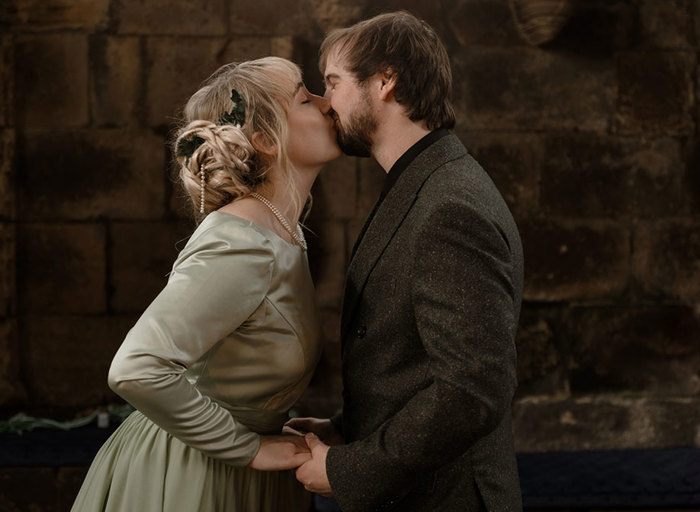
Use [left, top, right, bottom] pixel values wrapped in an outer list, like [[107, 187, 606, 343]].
[[334, 92, 376, 158]]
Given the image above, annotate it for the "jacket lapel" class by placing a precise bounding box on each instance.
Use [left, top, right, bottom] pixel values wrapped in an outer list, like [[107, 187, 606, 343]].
[[340, 135, 467, 338]]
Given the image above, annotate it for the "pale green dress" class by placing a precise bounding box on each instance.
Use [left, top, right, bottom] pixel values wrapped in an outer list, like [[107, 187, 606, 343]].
[[72, 211, 321, 512]]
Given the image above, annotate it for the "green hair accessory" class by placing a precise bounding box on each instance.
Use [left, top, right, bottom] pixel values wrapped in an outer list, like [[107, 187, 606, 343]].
[[176, 135, 205, 162], [219, 89, 246, 127]]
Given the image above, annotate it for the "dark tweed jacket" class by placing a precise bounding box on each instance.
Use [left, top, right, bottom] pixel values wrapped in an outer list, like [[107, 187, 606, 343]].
[[326, 134, 524, 512]]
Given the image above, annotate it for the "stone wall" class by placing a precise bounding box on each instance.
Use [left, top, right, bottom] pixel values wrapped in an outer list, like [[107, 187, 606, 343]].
[[0, 1, 699, 507]]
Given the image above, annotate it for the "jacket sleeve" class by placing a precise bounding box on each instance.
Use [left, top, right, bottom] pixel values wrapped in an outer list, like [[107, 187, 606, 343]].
[[108, 227, 274, 466], [326, 196, 519, 509]]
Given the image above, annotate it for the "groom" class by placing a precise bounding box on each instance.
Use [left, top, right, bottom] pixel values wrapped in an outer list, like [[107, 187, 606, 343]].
[[288, 11, 523, 511]]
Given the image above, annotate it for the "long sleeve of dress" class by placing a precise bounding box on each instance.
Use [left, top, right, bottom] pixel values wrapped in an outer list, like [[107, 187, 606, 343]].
[[108, 225, 274, 466]]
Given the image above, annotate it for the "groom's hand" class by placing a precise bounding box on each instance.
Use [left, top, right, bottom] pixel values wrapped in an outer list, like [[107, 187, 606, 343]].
[[284, 417, 344, 446], [295, 433, 333, 497]]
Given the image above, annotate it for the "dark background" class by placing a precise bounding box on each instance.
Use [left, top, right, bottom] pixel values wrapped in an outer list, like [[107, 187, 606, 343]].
[[0, 0, 699, 509]]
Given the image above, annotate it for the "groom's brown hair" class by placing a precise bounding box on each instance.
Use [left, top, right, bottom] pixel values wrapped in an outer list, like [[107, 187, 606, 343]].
[[320, 11, 455, 131]]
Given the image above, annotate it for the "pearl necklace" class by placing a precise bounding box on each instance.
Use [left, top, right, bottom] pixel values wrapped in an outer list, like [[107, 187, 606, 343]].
[[250, 192, 307, 251]]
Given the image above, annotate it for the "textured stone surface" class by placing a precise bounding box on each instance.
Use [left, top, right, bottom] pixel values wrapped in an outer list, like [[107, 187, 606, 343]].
[[540, 135, 687, 218], [145, 37, 271, 127], [17, 223, 106, 315], [0, 319, 25, 407], [638, 0, 694, 48], [513, 396, 700, 451], [18, 129, 166, 221], [521, 220, 629, 301], [0, 0, 110, 32], [114, 0, 226, 35], [0, 222, 15, 317], [444, 0, 523, 47], [453, 47, 614, 132], [229, 0, 315, 35], [614, 50, 695, 135], [21, 315, 134, 408], [633, 221, 700, 302], [0, 36, 13, 126], [14, 34, 88, 128], [90, 36, 141, 127], [110, 221, 192, 313], [310, 0, 368, 33], [567, 306, 700, 395], [309, 220, 347, 310], [0, 129, 14, 219], [463, 132, 541, 220], [311, 155, 357, 221], [0, 467, 57, 512]]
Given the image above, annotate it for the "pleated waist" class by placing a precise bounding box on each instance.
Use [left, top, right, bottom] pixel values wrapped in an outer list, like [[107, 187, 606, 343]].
[[220, 403, 288, 434]]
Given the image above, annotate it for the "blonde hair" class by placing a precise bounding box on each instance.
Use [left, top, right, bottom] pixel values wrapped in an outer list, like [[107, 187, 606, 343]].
[[174, 57, 303, 219]]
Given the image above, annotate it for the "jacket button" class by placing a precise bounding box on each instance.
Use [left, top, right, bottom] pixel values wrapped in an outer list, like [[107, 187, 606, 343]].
[[356, 325, 367, 339]]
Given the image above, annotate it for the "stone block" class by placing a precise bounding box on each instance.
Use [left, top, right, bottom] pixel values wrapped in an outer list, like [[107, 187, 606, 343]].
[[311, 0, 368, 33], [17, 223, 106, 315], [462, 132, 541, 220], [0, 319, 25, 407], [633, 221, 700, 302], [638, 0, 694, 48], [555, 0, 637, 55], [521, 220, 629, 301], [0, 36, 13, 126], [444, 0, 523, 47], [513, 396, 700, 451], [114, 0, 226, 35], [15, 34, 88, 128], [90, 36, 141, 127], [567, 306, 700, 396], [145, 37, 271, 127], [362, 0, 447, 34], [540, 135, 687, 218], [229, 0, 314, 36], [453, 47, 614, 132], [0, 223, 15, 316], [0, 0, 110, 31], [110, 221, 193, 313], [21, 315, 135, 408], [308, 221, 347, 310], [310, 154, 357, 221], [614, 50, 695, 135], [515, 305, 568, 396], [18, 129, 166, 221], [0, 129, 15, 219]]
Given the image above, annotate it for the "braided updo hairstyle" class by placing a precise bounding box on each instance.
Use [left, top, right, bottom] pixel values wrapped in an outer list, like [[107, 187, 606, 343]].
[[173, 57, 302, 219]]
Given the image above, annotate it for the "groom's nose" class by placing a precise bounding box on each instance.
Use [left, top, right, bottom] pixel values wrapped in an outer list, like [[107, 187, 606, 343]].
[[313, 94, 331, 115]]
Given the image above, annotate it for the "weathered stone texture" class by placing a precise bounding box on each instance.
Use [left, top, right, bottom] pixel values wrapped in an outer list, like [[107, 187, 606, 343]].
[[229, 0, 315, 36], [0, 0, 110, 32], [568, 306, 700, 396], [0, 319, 25, 407], [0, 467, 58, 512], [90, 36, 141, 127], [463, 132, 541, 219], [614, 50, 696, 135], [114, 0, 226, 36], [0, 36, 13, 127], [633, 221, 700, 302], [309, 221, 347, 310], [513, 396, 700, 451], [0, 222, 15, 317], [444, 0, 523, 47], [311, 155, 357, 221], [453, 47, 614, 132], [14, 34, 88, 128], [639, 0, 694, 48], [521, 221, 629, 301], [310, 0, 368, 33], [18, 129, 166, 221], [17, 223, 106, 315], [110, 221, 192, 313], [540, 135, 687, 219], [21, 316, 134, 408], [0, 129, 14, 219], [145, 37, 271, 127]]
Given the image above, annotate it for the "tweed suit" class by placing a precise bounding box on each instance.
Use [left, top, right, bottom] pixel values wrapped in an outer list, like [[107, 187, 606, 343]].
[[325, 134, 524, 512]]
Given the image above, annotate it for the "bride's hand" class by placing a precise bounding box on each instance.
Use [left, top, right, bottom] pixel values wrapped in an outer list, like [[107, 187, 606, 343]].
[[283, 417, 344, 446], [247, 434, 311, 471]]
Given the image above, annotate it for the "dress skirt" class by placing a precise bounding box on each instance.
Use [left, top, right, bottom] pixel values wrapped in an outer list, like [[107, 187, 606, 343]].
[[71, 411, 311, 512]]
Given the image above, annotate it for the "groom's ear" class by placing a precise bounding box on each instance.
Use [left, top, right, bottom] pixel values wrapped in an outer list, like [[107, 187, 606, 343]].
[[378, 66, 397, 101]]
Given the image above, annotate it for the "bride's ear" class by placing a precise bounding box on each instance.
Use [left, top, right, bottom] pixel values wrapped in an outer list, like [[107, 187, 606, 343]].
[[251, 132, 277, 157]]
